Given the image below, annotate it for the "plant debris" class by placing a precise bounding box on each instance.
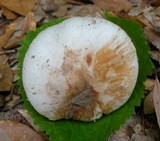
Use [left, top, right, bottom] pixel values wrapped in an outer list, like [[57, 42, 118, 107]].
[[92, 0, 133, 12], [0, 0, 37, 16], [144, 27, 160, 50], [153, 77, 160, 128], [0, 64, 13, 91], [0, 0, 159, 140], [0, 120, 46, 141], [0, 22, 16, 48]]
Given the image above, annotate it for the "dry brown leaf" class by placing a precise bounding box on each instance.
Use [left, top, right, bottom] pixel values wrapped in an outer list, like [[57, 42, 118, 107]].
[[151, 50, 160, 64], [0, 23, 16, 48], [18, 109, 41, 132], [144, 79, 155, 90], [1, 7, 17, 19], [136, 14, 153, 27], [10, 17, 25, 39], [128, 0, 142, 7], [3, 36, 24, 49], [144, 11, 160, 28], [144, 27, 160, 50], [0, 55, 8, 65], [33, 4, 46, 22], [21, 12, 36, 34], [0, 7, 3, 17], [0, 25, 8, 65], [12, 67, 19, 83], [4, 95, 21, 110], [110, 115, 160, 140], [0, 128, 11, 141], [39, 0, 56, 12], [0, 64, 13, 91], [66, 0, 84, 5], [108, 126, 131, 140], [0, 120, 46, 141], [144, 91, 155, 114], [67, 5, 103, 18], [128, 7, 144, 16], [92, 0, 132, 12], [52, 4, 73, 17], [131, 133, 154, 141], [54, 0, 67, 5], [155, 6, 160, 16], [153, 77, 160, 128], [0, 0, 37, 16], [14, 17, 25, 32]]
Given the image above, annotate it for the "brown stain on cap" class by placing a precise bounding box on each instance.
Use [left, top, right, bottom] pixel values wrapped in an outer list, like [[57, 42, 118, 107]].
[[86, 53, 92, 66], [93, 42, 136, 114], [46, 41, 137, 121], [65, 86, 99, 121]]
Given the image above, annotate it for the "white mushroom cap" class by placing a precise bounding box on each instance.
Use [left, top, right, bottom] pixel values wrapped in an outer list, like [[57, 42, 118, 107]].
[[22, 17, 138, 121]]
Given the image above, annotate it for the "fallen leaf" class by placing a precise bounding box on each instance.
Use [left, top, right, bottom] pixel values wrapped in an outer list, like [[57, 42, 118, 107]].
[[0, 6, 3, 17], [92, 0, 132, 12], [39, 0, 56, 12], [18, 109, 41, 132], [144, 91, 155, 114], [4, 94, 21, 110], [0, 23, 7, 57], [128, 0, 142, 7], [128, 6, 156, 28], [0, 22, 16, 48], [67, 5, 103, 18], [153, 77, 160, 128], [151, 50, 160, 64], [52, 4, 72, 17], [3, 35, 24, 49], [155, 6, 160, 16], [1, 6, 17, 19], [144, 27, 160, 50], [0, 64, 13, 91], [143, 5, 153, 13], [110, 114, 160, 140], [0, 54, 8, 65], [0, 0, 37, 16], [128, 7, 144, 16], [131, 133, 154, 141], [13, 74, 19, 83], [14, 17, 25, 32], [0, 120, 46, 141], [11, 17, 25, 39], [54, 0, 67, 5], [136, 14, 153, 27], [21, 12, 36, 34], [0, 128, 11, 141], [108, 126, 131, 141], [144, 11, 160, 28], [11, 67, 19, 83], [33, 4, 46, 22], [66, 0, 84, 5], [144, 79, 155, 90]]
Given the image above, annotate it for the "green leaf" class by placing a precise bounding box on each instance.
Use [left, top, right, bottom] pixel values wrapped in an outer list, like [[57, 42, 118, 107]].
[[18, 15, 153, 141]]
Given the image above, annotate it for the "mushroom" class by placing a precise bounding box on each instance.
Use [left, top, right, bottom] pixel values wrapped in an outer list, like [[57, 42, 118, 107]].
[[22, 17, 138, 121]]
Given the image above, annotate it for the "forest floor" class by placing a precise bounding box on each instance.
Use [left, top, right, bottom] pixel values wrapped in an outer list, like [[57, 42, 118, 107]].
[[0, 0, 160, 141]]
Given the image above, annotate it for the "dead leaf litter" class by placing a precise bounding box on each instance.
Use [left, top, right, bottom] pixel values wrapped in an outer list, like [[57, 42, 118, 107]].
[[0, 0, 160, 140]]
